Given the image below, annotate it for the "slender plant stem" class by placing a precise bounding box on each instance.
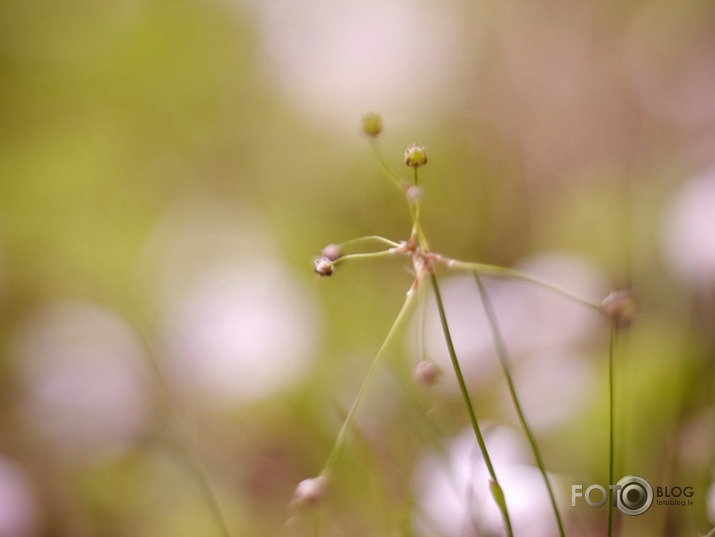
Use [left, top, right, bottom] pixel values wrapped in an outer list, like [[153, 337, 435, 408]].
[[410, 168, 430, 251], [370, 140, 409, 189], [311, 508, 322, 537], [321, 288, 418, 477], [608, 320, 617, 537], [136, 334, 231, 537], [473, 272, 566, 537], [338, 235, 400, 250], [332, 249, 397, 266], [443, 258, 600, 310], [428, 271, 514, 537], [175, 430, 232, 537]]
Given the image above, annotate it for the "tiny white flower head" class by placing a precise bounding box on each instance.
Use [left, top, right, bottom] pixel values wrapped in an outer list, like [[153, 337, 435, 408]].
[[291, 476, 328, 509]]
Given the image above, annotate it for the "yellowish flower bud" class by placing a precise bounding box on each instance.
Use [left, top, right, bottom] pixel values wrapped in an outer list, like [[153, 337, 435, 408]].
[[362, 112, 383, 138], [404, 143, 428, 168]]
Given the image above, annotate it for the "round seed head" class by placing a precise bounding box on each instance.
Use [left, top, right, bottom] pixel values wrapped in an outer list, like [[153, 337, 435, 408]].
[[601, 290, 636, 327], [321, 244, 343, 261], [412, 360, 442, 387], [291, 476, 327, 509], [313, 256, 334, 277], [362, 112, 383, 138], [404, 143, 428, 168]]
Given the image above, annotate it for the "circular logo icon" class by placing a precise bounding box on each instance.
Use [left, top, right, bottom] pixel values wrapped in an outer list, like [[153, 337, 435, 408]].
[[616, 475, 653, 516]]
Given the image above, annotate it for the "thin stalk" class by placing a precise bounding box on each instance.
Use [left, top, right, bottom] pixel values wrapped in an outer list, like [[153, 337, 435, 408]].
[[428, 271, 514, 537], [370, 140, 409, 189], [473, 272, 566, 537], [311, 508, 322, 537], [321, 289, 418, 476], [410, 168, 429, 251], [338, 235, 400, 250], [332, 250, 397, 266], [137, 334, 231, 537], [443, 258, 600, 310], [608, 320, 617, 537], [175, 432, 232, 537]]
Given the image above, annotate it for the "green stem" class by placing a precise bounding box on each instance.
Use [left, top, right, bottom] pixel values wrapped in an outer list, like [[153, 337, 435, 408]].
[[312, 508, 322, 537], [321, 289, 418, 476], [332, 249, 398, 266], [178, 436, 232, 537], [428, 271, 514, 537], [608, 320, 617, 537], [370, 140, 409, 189], [337, 235, 400, 250], [473, 272, 566, 537], [443, 258, 600, 310], [410, 169, 429, 251], [137, 334, 231, 537]]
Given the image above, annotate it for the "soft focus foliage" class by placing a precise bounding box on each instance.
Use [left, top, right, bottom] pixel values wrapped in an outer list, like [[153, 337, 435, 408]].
[[1, 1, 714, 536]]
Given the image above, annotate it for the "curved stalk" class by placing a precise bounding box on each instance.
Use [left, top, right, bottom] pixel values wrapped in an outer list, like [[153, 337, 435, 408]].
[[332, 249, 398, 266], [443, 258, 600, 310], [337, 235, 401, 250], [370, 140, 410, 189]]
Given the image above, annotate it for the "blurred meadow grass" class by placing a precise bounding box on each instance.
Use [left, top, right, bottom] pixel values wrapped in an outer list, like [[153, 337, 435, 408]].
[[0, 1, 715, 536]]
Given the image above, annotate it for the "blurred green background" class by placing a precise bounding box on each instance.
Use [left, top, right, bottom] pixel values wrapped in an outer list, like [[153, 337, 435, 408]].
[[1, 0, 715, 536]]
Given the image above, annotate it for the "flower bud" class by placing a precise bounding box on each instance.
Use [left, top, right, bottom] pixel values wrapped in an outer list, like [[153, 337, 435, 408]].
[[412, 360, 442, 387], [321, 244, 343, 261], [313, 256, 334, 277], [404, 143, 427, 168], [362, 112, 383, 138], [601, 290, 636, 327], [291, 476, 327, 509]]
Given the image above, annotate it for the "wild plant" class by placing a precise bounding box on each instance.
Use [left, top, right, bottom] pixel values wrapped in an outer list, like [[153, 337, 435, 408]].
[[293, 113, 632, 537]]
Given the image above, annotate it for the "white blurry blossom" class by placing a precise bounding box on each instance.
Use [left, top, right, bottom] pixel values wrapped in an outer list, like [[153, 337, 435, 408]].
[[241, 0, 469, 132], [143, 199, 319, 406], [662, 168, 715, 288], [0, 458, 37, 537], [709, 467, 715, 525], [161, 263, 317, 405], [418, 252, 606, 393], [413, 426, 561, 537], [497, 350, 596, 432], [13, 303, 150, 462]]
